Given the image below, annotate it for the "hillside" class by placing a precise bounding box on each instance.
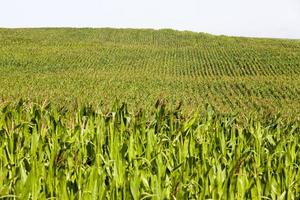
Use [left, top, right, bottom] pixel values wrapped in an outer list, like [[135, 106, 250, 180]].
[[0, 28, 300, 114], [1, 28, 300, 199]]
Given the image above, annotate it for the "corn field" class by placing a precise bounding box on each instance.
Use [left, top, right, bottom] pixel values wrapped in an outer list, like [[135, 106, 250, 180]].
[[0, 28, 300, 114], [0, 101, 300, 199], [0, 28, 300, 199]]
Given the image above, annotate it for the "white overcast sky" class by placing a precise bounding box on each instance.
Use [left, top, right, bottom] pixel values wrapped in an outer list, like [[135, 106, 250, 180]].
[[0, 0, 300, 39]]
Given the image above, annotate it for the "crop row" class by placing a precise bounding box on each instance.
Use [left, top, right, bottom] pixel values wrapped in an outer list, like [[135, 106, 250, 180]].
[[0, 28, 299, 114]]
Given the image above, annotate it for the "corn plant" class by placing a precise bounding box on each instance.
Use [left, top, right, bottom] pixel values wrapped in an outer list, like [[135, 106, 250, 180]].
[[0, 101, 299, 199]]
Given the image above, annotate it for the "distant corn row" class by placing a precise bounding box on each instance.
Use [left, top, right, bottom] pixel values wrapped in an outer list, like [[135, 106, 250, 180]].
[[0, 28, 300, 113], [0, 101, 300, 199]]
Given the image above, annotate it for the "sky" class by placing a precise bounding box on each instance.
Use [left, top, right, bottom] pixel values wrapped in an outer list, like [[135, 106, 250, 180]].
[[0, 0, 300, 39]]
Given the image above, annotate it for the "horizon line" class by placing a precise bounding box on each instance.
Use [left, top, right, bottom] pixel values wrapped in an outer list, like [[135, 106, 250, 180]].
[[0, 26, 299, 40]]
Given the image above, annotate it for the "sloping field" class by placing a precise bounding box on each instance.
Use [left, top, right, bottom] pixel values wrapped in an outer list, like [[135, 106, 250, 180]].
[[1, 28, 300, 199], [0, 28, 300, 114]]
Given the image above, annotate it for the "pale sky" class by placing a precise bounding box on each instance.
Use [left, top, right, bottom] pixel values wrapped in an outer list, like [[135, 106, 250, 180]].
[[1, 0, 300, 39]]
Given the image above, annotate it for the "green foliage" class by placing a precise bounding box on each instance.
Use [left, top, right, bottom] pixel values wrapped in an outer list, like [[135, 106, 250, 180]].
[[0, 28, 300, 114], [0, 28, 300, 199], [0, 101, 300, 199]]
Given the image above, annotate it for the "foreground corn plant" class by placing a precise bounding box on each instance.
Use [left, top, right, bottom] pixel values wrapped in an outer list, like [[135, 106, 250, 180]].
[[0, 101, 299, 199]]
